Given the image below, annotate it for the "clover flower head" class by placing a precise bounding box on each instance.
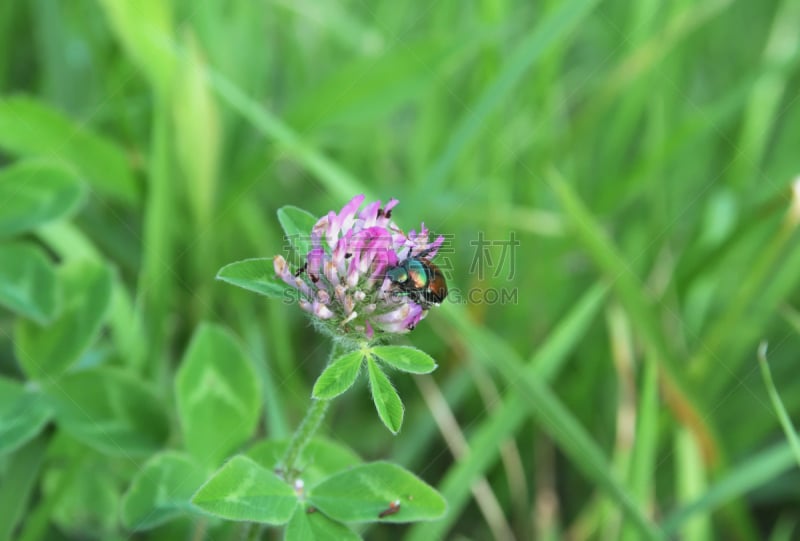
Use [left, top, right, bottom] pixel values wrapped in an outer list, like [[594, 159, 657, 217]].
[[273, 195, 444, 341]]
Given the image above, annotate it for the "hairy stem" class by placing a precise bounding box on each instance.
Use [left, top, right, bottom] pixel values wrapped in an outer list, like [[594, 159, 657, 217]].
[[280, 397, 330, 482], [279, 341, 345, 481]]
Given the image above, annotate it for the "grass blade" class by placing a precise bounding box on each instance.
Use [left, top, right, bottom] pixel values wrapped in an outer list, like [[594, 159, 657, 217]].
[[421, 0, 601, 194], [405, 285, 606, 540], [758, 342, 800, 466], [409, 295, 664, 541], [662, 443, 796, 534], [549, 171, 718, 463]]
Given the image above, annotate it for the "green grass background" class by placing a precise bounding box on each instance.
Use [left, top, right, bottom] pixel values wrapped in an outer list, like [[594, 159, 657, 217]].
[[2, 0, 800, 539]]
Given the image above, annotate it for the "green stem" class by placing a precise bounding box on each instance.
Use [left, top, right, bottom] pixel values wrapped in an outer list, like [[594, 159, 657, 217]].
[[279, 342, 344, 481], [280, 397, 330, 482]]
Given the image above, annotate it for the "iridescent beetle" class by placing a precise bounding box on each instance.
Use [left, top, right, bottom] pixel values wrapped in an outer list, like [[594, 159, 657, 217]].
[[386, 247, 448, 308]]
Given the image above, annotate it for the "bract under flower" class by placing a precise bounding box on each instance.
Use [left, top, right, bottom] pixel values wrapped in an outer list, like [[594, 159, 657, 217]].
[[274, 195, 444, 340]]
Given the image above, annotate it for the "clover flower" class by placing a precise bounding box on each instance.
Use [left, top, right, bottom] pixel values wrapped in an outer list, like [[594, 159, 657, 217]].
[[273, 195, 444, 341]]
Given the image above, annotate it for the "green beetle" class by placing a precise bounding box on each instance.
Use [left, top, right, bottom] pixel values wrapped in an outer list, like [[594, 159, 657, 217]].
[[386, 248, 448, 308]]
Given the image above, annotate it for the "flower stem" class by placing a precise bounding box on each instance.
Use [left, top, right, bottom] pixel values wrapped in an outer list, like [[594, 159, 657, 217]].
[[279, 342, 344, 481], [280, 397, 330, 482]]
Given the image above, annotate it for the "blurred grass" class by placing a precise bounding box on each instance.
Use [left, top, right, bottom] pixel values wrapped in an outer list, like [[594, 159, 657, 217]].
[[2, 0, 800, 540]]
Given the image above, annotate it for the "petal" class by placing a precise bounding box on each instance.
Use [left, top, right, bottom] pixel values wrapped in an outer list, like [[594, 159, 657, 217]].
[[373, 303, 410, 324], [307, 247, 325, 276], [324, 260, 340, 287], [428, 234, 445, 257], [294, 276, 313, 298], [332, 236, 347, 267], [364, 242, 390, 277], [325, 210, 339, 249], [367, 249, 390, 281], [314, 302, 335, 319], [274, 254, 289, 277], [359, 200, 381, 227], [311, 215, 329, 249], [355, 228, 382, 274], [338, 194, 365, 234], [334, 230, 355, 276], [377, 276, 393, 296], [392, 233, 409, 255], [334, 284, 348, 306], [274, 255, 298, 287], [346, 263, 359, 288], [373, 318, 411, 334], [384, 198, 399, 213], [342, 293, 356, 315], [402, 303, 427, 330]]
